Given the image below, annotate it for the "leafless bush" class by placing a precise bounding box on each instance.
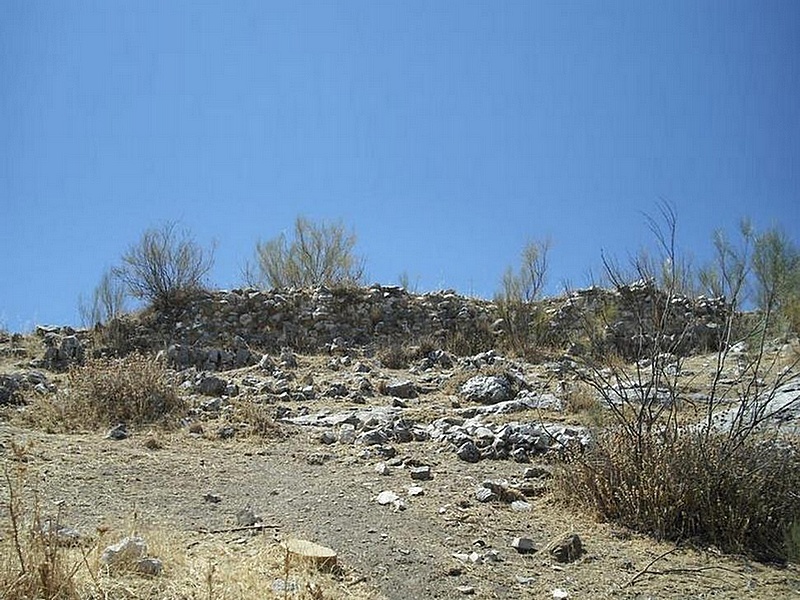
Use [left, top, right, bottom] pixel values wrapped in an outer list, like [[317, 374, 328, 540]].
[[113, 222, 214, 310], [558, 430, 800, 562], [78, 269, 127, 327], [560, 202, 800, 562]]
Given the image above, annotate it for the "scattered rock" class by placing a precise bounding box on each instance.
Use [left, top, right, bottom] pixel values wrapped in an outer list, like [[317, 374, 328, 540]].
[[306, 453, 329, 465], [456, 441, 481, 463], [258, 354, 276, 371], [459, 375, 511, 404], [320, 430, 338, 445], [456, 585, 475, 595], [105, 423, 128, 440], [375, 462, 391, 476], [511, 500, 532, 512], [236, 507, 258, 526], [523, 465, 553, 479], [511, 537, 536, 554], [475, 487, 496, 503], [384, 379, 418, 399], [197, 374, 228, 396], [0, 374, 22, 405], [216, 425, 236, 440], [100, 536, 152, 572], [40, 519, 83, 546], [409, 466, 433, 481], [203, 493, 222, 503], [376, 491, 399, 505], [135, 557, 163, 576], [550, 534, 584, 563]]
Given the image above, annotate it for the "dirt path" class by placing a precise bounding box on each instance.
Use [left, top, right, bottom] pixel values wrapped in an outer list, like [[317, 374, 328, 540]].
[[3, 422, 800, 600]]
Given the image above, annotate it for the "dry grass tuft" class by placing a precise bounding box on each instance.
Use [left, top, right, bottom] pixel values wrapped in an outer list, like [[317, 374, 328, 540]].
[[0, 446, 378, 599], [19, 354, 185, 432], [557, 429, 800, 563], [214, 399, 286, 440]]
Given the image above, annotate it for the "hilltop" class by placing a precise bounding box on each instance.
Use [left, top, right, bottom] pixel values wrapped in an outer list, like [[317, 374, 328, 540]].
[[1, 284, 799, 599]]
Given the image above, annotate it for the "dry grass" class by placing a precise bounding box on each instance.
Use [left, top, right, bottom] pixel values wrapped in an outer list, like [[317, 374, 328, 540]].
[[18, 354, 185, 433], [226, 399, 285, 440], [0, 446, 379, 600], [374, 337, 438, 370], [557, 429, 800, 563]]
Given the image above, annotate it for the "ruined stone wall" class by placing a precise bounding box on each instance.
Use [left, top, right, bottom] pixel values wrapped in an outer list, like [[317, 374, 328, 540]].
[[79, 282, 731, 370], [544, 280, 730, 358]]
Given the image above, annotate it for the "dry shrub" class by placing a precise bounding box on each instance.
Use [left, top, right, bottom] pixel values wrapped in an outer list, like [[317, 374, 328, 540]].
[[1, 451, 89, 600], [557, 430, 800, 563], [23, 354, 184, 432], [69, 354, 184, 428], [228, 400, 285, 439], [442, 325, 495, 357], [564, 382, 600, 414], [375, 337, 437, 370]]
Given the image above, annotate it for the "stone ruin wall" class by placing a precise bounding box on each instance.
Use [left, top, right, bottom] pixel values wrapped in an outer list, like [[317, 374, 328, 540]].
[[71, 281, 730, 371]]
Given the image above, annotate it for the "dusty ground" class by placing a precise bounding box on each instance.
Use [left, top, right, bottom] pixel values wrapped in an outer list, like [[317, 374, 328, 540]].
[[1, 334, 799, 599]]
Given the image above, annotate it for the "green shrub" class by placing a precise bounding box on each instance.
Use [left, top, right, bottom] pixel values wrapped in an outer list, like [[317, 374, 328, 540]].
[[247, 216, 365, 289]]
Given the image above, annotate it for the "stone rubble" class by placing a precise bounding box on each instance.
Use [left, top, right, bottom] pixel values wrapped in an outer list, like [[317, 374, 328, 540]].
[[88, 282, 729, 372]]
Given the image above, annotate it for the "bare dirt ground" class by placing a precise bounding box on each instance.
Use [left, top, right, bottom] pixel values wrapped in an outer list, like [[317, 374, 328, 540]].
[[2, 335, 800, 599]]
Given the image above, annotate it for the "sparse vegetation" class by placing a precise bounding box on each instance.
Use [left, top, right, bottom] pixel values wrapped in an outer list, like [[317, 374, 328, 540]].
[[113, 221, 214, 310], [2, 453, 85, 600], [0, 444, 371, 600], [246, 216, 365, 289], [20, 354, 184, 432], [559, 203, 800, 563], [5, 203, 800, 600], [78, 269, 127, 327], [495, 239, 554, 359]]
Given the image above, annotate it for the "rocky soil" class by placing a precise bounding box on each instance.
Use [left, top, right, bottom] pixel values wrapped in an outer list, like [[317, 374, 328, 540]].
[[1, 331, 799, 599]]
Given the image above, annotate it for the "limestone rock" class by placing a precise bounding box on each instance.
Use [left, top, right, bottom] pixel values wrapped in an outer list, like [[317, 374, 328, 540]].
[[511, 537, 536, 554], [101, 536, 148, 570], [459, 375, 511, 404], [384, 379, 418, 399]]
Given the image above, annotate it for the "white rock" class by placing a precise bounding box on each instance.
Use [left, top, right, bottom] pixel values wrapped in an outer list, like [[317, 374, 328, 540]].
[[100, 536, 147, 568], [376, 491, 399, 505]]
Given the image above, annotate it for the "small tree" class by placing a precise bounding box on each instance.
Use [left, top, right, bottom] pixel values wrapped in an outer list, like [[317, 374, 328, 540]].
[[495, 239, 551, 357], [78, 269, 127, 327], [752, 227, 800, 335], [248, 216, 365, 289], [113, 222, 214, 310]]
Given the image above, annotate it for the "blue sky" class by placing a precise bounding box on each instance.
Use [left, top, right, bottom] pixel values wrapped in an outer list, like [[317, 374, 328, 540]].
[[2, 1, 798, 331]]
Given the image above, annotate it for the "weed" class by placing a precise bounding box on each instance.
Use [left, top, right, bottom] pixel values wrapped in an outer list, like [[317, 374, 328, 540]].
[[558, 430, 800, 562], [19, 354, 185, 432]]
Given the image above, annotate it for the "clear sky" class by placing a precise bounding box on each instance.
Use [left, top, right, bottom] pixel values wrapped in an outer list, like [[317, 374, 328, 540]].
[[2, 1, 798, 332]]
